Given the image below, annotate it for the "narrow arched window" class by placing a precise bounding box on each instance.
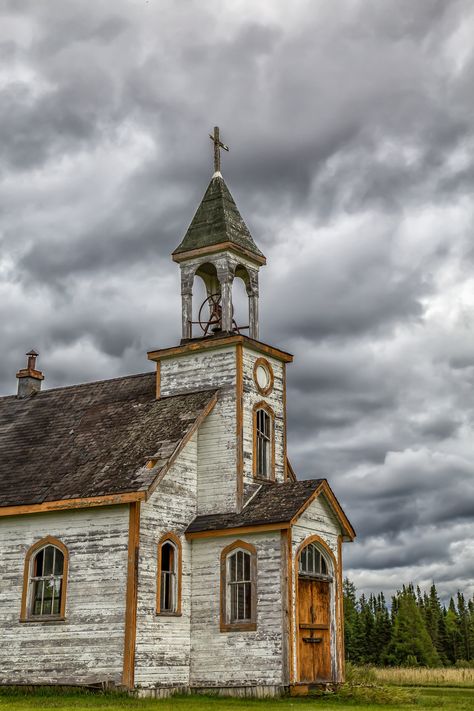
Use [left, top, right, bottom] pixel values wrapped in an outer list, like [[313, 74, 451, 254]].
[[299, 542, 330, 578], [21, 538, 68, 621], [156, 534, 182, 615], [220, 541, 257, 632], [253, 403, 274, 480]]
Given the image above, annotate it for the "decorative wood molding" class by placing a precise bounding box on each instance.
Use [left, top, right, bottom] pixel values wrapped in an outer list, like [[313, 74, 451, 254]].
[[220, 539, 257, 633], [294, 534, 339, 684], [172, 241, 267, 266], [252, 400, 276, 481], [20, 536, 69, 622], [253, 357, 274, 396], [122, 501, 141, 690], [147, 334, 293, 364], [0, 491, 146, 518], [286, 528, 295, 684], [156, 532, 182, 616]]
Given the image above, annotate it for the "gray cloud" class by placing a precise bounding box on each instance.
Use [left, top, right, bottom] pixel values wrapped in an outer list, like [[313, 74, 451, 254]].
[[1, 0, 474, 601]]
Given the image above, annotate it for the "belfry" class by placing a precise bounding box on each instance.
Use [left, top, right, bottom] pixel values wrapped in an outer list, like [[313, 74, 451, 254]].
[[0, 128, 355, 696], [173, 128, 264, 341]]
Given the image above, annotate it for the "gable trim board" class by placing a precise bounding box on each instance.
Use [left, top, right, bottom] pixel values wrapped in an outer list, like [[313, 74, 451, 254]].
[[290, 481, 355, 542], [172, 241, 267, 266], [186, 522, 290, 540]]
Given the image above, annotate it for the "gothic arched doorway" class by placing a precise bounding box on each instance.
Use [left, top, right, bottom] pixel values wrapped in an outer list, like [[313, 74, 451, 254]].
[[296, 539, 334, 683]]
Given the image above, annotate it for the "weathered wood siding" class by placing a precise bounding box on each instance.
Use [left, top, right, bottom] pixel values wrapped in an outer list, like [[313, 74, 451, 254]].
[[160, 347, 237, 514], [291, 494, 342, 683], [189, 532, 285, 688], [242, 348, 286, 485], [134, 434, 197, 689], [0, 506, 129, 686]]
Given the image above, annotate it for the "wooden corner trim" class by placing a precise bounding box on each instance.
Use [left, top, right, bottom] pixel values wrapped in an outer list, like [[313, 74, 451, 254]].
[[156, 532, 182, 616], [0, 491, 146, 518], [236, 343, 244, 510], [146, 391, 218, 499], [122, 501, 141, 690], [220, 540, 257, 633], [186, 522, 289, 540], [252, 400, 276, 481], [253, 357, 274, 396], [20, 536, 69, 622], [155, 361, 161, 399]]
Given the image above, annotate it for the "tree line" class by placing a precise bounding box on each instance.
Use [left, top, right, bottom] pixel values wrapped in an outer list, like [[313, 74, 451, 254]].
[[343, 579, 474, 667]]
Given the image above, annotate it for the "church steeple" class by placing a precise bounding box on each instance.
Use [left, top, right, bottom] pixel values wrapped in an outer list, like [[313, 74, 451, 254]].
[[172, 128, 266, 342]]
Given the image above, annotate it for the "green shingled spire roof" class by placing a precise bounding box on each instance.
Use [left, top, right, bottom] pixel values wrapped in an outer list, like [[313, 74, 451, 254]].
[[172, 173, 266, 264]]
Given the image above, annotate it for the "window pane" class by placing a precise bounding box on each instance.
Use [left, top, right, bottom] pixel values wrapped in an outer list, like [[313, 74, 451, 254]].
[[244, 552, 250, 581], [236, 551, 243, 581], [32, 580, 44, 616], [54, 550, 64, 576], [244, 582, 251, 619], [52, 580, 62, 615], [43, 546, 55, 576], [34, 549, 44, 577]]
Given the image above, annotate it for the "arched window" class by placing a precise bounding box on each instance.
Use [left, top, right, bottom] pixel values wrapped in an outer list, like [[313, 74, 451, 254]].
[[299, 542, 331, 579], [253, 403, 274, 480], [220, 540, 257, 632], [156, 533, 182, 615], [21, 537, 68, 621]]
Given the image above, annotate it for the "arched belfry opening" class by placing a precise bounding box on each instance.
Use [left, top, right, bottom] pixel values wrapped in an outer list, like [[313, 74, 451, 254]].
[[177, 254, 261, 340], [171, 127, 266, 342]]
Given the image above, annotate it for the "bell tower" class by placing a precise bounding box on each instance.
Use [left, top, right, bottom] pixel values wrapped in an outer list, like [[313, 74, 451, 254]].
[[172, 127, 266, 342]]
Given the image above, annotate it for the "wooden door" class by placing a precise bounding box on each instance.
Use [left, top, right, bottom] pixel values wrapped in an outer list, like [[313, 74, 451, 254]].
[[297, 577, 331, 682]]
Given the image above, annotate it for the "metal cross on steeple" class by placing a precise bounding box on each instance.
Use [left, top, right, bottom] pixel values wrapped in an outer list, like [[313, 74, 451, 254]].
[[209, 126, 229, 173]]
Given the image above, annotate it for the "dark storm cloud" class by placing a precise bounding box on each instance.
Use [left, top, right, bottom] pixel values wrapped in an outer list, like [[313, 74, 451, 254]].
[[1, 0, 474, 600]]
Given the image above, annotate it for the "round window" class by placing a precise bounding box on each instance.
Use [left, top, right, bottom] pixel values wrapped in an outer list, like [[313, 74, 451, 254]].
[[253, 358, 274, 395], [256, 364, 270, 390]]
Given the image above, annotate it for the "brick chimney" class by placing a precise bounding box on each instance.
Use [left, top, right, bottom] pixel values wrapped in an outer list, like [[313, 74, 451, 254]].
[[16, 350, 44, 397]]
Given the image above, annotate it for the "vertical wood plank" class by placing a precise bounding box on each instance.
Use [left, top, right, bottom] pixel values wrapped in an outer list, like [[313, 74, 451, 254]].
[[123, 501, 141, 689], [155, 362, 161, 399]]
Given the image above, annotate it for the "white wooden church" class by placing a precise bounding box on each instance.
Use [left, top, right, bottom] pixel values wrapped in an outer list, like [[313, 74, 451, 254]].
[[0, 130, 355, 697]]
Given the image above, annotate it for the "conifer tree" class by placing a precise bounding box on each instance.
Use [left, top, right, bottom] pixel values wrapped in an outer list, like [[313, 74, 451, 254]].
[[383, 587, 440, 667]]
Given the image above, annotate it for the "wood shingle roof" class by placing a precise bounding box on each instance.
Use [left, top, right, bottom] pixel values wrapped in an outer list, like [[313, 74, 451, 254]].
[[0, 372, 217, 509]]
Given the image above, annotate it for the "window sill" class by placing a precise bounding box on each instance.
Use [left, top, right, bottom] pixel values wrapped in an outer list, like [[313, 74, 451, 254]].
[[155, 611, 182, 617], [19, 616, 66, 624], [220, 622, 257, 633]]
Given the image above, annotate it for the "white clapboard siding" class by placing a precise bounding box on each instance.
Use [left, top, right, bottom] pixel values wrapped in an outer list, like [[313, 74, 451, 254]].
[[242, 347, 286, 484], [134, 434, 197, 689], [290, 493, 342, 683], [189, 532, 285, 688], [160, 347, 238, 514], [0, 506, 129, 686]]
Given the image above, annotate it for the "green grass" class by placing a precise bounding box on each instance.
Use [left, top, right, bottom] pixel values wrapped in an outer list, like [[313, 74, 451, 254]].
[[0, 687, 474, 711]]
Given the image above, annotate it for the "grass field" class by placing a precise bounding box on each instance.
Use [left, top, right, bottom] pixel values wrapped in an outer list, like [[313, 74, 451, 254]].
[[1, 686, 474, 711], [370, 666, 474, 687]]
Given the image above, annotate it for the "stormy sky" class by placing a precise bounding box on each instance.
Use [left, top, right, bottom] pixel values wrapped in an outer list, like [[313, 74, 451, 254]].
[[1, 0, 474, 602]]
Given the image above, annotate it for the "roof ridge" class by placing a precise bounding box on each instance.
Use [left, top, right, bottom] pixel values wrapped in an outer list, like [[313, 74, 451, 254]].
[[2, 370, 155, 399]]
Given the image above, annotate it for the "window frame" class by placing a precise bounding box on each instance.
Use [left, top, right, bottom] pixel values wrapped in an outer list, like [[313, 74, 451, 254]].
[[220, 540, 257, 632], [156, 532, 182, 617], [253, 401, 275, 481], [20, 536, 69, 623], [253, 357, 274, 396], [298, 541, 333, 582]]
